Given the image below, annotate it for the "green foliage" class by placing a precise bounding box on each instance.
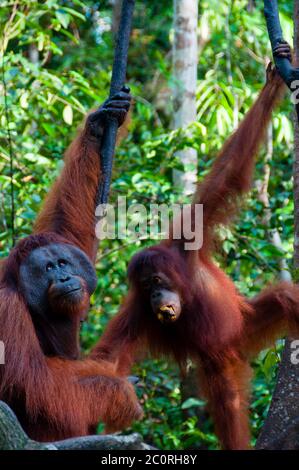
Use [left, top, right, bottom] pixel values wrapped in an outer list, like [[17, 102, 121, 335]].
[[0, 0, 295, 449]]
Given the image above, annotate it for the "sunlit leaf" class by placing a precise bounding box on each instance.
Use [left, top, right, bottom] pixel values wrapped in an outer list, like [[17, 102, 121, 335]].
[[63, 105, 73, 125]]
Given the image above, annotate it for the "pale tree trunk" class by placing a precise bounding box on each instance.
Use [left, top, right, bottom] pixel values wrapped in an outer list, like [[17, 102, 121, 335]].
[[172, 0, 198, 196], [256, 124, 291, 281], [173, 1, 204, 446], [256, 1, 299, 449]]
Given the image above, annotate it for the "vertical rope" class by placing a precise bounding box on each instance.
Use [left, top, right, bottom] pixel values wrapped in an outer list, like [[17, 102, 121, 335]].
[[96, 0, 135, 207]]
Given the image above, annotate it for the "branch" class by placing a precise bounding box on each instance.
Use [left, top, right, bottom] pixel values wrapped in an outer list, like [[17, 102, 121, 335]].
[[52, 434, 154, 451], [0, 401, 153, 451], [0, 401, 55, 450]]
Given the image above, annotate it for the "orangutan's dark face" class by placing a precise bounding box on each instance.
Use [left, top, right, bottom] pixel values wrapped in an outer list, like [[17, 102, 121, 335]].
[[140, 270, 182, 324], [19, 243, 97, 317]]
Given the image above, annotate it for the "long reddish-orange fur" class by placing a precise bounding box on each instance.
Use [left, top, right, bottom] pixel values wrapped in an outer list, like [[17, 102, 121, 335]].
[[0, 115, 141, 441], [33, 122, 101, 261], [91, 66, 299, 449]]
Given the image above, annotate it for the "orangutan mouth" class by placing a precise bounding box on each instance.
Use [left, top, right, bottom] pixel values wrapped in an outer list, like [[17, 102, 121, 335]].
[[60, 287, 82, 298], [157, 305, 177, 323]]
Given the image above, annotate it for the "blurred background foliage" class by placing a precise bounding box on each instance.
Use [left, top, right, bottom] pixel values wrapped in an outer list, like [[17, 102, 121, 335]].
[[0, 0, 295, 449]]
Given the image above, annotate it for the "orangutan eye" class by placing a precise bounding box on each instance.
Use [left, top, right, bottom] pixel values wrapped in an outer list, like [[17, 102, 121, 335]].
[[46, 262, 54, 272], [152, 276, 161, 285], [58, 259, 67, 267], [141, 279, 151, 290]]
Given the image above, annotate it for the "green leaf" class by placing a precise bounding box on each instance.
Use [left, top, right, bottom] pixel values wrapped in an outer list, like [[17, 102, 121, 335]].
[[63, 105, 73, 125], [42, 123, 56, 137], [24, 153, 51, 165], [62, 6, 86, 21], [20, 92, 29, 109], [55, 9, 71, 29], [181, 398, 205, 409]]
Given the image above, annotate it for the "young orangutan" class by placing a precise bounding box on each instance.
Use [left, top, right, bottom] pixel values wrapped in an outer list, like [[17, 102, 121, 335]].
[[90, 44, 299, 449]]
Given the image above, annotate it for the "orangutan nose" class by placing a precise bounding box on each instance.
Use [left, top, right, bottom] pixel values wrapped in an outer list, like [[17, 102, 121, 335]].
[[152, 291, 162, 300], [58, 275, 71, 283]]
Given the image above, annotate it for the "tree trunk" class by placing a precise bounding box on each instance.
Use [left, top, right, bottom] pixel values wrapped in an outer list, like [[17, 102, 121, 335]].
[[172, 0, 198, 196], [172, 0, 202, 444], [173, 0, 206, 444], [256, 341, 299, 449], [0, 401, 153, 450], [256, 0, 299, 449], [255, 124, 291, 281]]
